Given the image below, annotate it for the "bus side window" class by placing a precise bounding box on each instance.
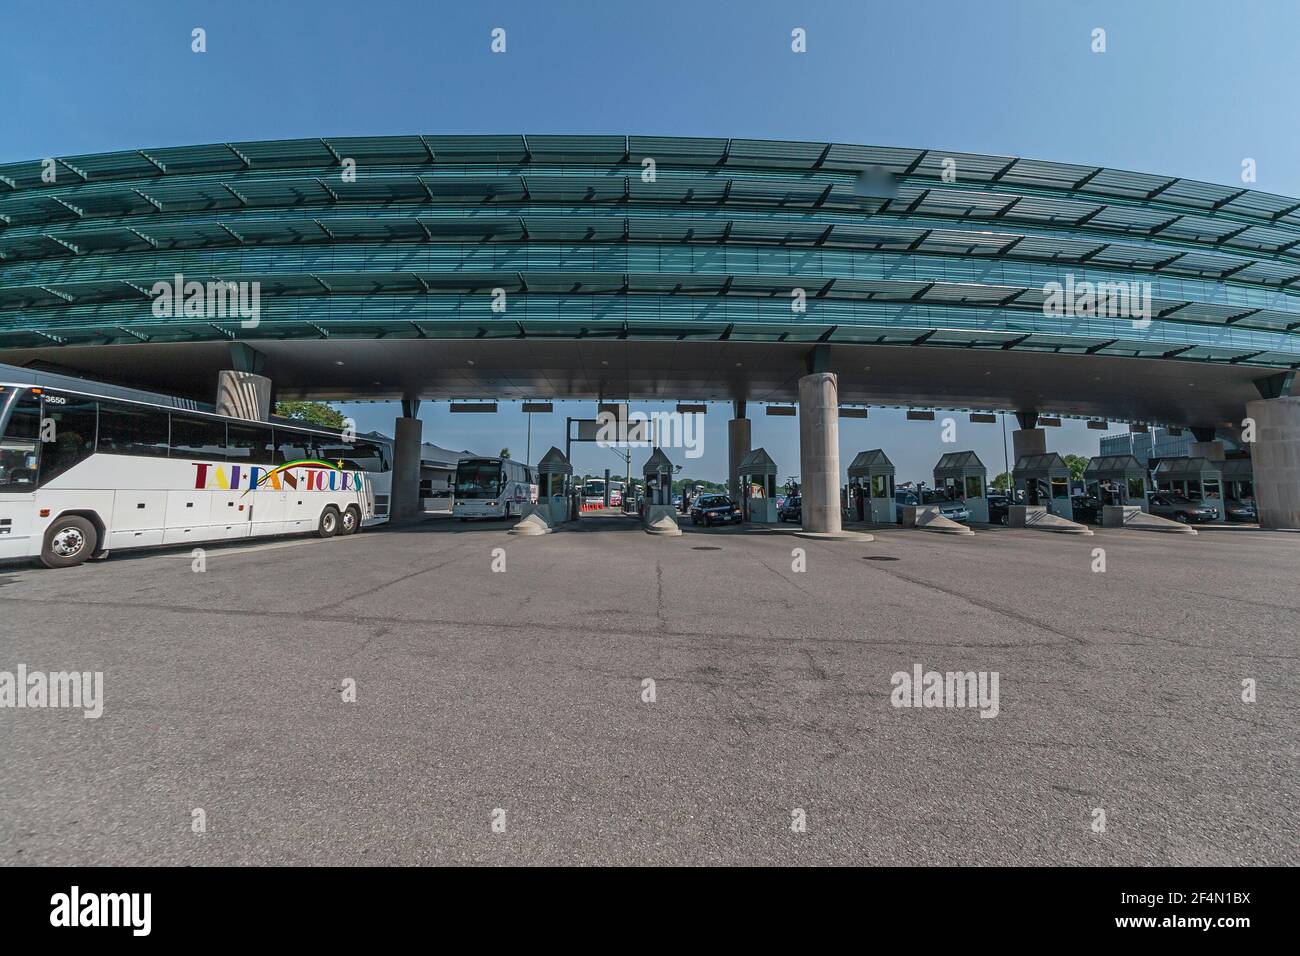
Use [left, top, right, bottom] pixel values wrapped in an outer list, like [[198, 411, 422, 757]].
[[228, 423, 274, 466], [274, 429, 318, 465], [98, 400, 169, 457], [171, 414, 228, 461], [38, 396, 98, 485]]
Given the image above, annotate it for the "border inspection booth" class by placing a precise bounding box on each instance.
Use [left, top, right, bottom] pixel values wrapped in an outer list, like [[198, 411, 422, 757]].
[[1153, 457, 1225, 524], [847, 449, 896, 523], [1084, 454, 1150, 510], [738, 448, 779, 524], [1013, 453, 1075, 519], [933, 451, 990, 523], [641, 447, 681, 534], [532, 446, 574, 523]]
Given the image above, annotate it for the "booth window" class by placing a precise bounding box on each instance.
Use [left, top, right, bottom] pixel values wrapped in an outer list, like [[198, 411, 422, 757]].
[[1202, 479, 1220, 499], [1186, 480, 1201, 498], [964, 476, 983, 499], [871, 475, 888, 498], [1050, 477, 1069, 499], [1127, 477, 1146, 500]]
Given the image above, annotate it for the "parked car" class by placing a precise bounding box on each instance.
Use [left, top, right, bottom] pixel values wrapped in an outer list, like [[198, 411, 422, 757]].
[[987, 492, 1011, 525], [921, 490, 970, 523], [894, 490, 970, 524], [778, 495, 802, 523], [1225, 499, 1258, 523], [1147, 493, 1219, 524], [1071, 494, 1103, 524], [690, 494, 744, 526]]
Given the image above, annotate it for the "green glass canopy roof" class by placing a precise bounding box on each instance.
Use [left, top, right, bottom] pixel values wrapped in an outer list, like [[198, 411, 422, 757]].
[[1, 134, 1298, 372]]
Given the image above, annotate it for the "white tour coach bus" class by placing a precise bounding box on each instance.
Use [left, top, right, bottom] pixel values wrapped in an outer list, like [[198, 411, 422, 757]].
[[0, 382, 392, 568], [452, 456, 537, 520]]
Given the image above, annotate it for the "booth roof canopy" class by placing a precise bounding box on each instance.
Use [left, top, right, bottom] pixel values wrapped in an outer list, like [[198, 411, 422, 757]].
[[1219, 457, 1254, 478], [933, 450, 987, 476], [641, 447, 674, 476], [1084, 454, 1147, 478], [737, 447, 778, 476], [1013, 452, 1070, 475], [1153, 456, 1222, 478], [847, 448, 895, 476], [536, 446, 572, 474]]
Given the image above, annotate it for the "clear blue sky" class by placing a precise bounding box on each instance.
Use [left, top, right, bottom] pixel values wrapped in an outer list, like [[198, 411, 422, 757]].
[[4, 0, 1296, 482]]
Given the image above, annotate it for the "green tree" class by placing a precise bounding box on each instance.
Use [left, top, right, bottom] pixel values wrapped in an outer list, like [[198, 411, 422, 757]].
[[274, 401, 346, 429], [991, 472, 1013, 492], [1063, 454, 1089, 481], [499, 447, 511, 459]]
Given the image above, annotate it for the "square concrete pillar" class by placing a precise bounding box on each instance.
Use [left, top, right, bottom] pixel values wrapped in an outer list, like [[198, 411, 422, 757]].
[[1246, 396, 1300, 529], [798, 372, 841, 534], [1190, 440, 1226, 462], [1012, 427, 1046, 462], [727, 416, 751, 504], [391, 416, 424, 521]]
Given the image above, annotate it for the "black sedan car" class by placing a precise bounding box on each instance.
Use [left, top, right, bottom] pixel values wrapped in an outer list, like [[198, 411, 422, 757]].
[[1148, 493, 1220, 524], [690, 494, 744, 526], [1071, 494, 1103, 524], [778, 495, 802, 523], [986, 493, 1012, 525]]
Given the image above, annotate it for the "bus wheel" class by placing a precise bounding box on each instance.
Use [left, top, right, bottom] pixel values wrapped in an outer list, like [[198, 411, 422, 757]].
[[318, 506, 341, 538], [340, 506, 360, 535], [40, 515, 97, 569]]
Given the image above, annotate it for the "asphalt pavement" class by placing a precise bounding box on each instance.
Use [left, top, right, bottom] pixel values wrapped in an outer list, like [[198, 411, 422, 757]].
[[1, 514, 1296, 865]]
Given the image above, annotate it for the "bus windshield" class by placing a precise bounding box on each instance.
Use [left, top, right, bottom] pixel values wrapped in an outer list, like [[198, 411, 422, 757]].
[[456, 459, 504, 499]]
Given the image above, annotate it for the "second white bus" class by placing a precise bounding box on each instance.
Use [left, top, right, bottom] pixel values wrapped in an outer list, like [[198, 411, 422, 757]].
[[453, 457, 537, 519]]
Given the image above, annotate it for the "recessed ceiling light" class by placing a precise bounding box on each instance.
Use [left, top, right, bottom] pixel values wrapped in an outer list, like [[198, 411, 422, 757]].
[[735, 362, 743, 367], [334, 361, 344, 366], [467, 360, 475, 366]]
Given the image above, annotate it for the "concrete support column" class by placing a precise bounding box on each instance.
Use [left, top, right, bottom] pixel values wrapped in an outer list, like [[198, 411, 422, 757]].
[[391, 403, 423, 522], [1012, 427, 1047, 462], [798, 372, 841, 534], [1245, 395, 1300, 529], [215, 369, 272, 421], [727, 400, 751, 504], [1190, 441, 1226, 462], [1190, 427, 1226, 461]]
